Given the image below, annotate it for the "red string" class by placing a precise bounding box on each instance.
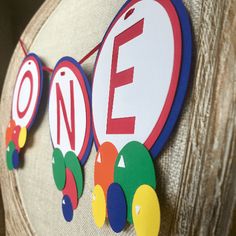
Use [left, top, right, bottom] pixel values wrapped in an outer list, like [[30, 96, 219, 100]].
[[19, 39, 57, 73], [79, 43, 102, 64], [42, 66, 54, 73], [19, 39, 28, 56], [19, 39, 101, 73]]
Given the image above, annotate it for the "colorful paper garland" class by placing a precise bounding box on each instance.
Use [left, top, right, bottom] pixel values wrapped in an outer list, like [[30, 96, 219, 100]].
[[3, 0, 193, 235]]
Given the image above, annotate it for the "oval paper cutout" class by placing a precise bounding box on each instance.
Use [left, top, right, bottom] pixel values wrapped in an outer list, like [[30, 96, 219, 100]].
[[107, 183, 127, 233], [94, 142, 118, 199], [92, 185, 106, 228], [92, 0, 190, 157], [12, 53, 43, 129], [114, 141, 156, 223], [132, 185, 161, 236], [49, 57, 93, 165]]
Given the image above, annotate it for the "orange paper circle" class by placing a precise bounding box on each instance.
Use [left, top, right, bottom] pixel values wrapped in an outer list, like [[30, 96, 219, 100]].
[[94, 142, 118, 199], [5, 120, 16, 147]]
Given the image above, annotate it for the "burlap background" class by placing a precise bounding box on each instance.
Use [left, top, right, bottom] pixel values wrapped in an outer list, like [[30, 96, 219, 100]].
[[1, 0, 235, 235]]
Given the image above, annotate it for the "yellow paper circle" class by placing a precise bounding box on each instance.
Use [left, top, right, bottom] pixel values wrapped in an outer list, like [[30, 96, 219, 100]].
[[18, 127, 27, 148], [132, 185, 161, 236], [92, 185, 106, 228]]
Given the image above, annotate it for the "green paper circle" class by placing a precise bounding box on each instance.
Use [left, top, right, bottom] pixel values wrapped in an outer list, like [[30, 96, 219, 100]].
[[114, 141, 156, 223], [52, 148, 66, 190], [65, 151, 84, 198], [6, 141, 15, 170]]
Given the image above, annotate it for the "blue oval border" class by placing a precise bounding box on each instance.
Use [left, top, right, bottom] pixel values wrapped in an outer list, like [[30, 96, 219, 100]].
[[150, 0, 193, 158]]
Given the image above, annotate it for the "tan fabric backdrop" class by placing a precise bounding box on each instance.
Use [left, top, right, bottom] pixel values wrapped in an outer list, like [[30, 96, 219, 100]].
[[0, 0, 235, 235]]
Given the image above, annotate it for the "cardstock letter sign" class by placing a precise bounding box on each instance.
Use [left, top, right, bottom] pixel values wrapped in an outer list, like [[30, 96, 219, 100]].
[[5, 53, 43, 170], [12, 53, 43, 129], [92, 0, 192, 157], [49, 57, 92, 165]]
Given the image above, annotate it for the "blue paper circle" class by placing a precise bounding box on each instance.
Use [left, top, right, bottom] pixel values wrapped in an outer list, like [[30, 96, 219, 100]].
[[62, 195, 73, 222], [12, 149, 20, 169], [107, 183, 127, 233]]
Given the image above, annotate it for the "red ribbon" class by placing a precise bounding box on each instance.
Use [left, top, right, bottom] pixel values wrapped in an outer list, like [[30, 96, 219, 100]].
[[19, 39, 101, 73]]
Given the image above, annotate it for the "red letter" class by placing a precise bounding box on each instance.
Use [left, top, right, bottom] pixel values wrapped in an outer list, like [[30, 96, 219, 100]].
[[106, 19, 144, 134], [56, 80, 75, 150], [17, 71, 33, 118]]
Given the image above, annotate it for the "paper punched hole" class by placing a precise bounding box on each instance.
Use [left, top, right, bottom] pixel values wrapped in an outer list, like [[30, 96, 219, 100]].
[[124, 8, 135, 20]]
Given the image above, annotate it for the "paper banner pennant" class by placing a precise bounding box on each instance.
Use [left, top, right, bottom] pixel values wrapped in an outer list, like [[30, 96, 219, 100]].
[[91, 0, 192, 234], [92, 0, 192, 159], [49, 57, 92, 221], [5, 53, 43, 170], [49, 57, 93, 165]]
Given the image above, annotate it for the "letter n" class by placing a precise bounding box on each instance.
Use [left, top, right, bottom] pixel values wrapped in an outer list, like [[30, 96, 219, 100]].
[[56, 80, 75, 150]]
